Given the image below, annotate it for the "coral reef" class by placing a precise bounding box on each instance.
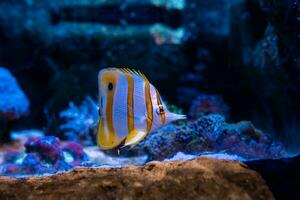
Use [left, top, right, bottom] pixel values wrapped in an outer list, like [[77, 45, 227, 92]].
[[0, 136, 149, 177], [0, 157, 274, 200], [224, 0, 300, 149], [125, 114, 285, 161], [189, 93, 230, 120], [184, 0, 243, 40], [10, 129, 44, 144], [0, 67, 29, 120], [0, 0, 299, 152], [252, 25, 280, 69], [0, 136, 87, 176], [59, 96, 98, 145], [0, 1, 299, 198], [0, 66, 30, 142], [259, 0, 300, 69]]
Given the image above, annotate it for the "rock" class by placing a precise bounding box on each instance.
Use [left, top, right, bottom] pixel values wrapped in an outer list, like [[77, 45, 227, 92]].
[[246, 154, 300, 200], [0, 158, 274, 200]]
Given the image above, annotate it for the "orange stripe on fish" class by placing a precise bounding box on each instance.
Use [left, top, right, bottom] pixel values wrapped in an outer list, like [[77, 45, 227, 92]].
[[105, 73, 118, 146], [145, 80, 153, 133], [97, 117, 107, 147], [97, 71, 119, 149], [125, 72, 134, 133]]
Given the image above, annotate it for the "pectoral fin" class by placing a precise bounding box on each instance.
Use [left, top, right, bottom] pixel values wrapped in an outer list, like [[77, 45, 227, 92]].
[[123, 130, 148, 147]]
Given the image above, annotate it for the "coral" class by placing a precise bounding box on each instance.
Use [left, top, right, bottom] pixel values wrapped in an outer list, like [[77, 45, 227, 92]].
[[59, 96, 98, 145], [0, 67, 30, 120], [183, 0, 244, 40], [25, 136, 62, 163], [125, 114, 285, 161], [150, 25, 185, 45], [61, 142, 87, 166], [216, 121, 284, 160], [0, 136, 88, 176], [252, 25, 280, 69], [259, 0, 300, 69], [10, 129, 44, 143], [189, 93, 230, 120]]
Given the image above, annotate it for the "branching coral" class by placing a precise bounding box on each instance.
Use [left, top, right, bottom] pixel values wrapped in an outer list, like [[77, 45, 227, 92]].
[[59, 96, 98, 145]]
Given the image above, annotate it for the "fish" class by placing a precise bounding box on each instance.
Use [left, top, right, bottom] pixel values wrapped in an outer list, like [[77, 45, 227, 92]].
[[96, 68, 186, 150]]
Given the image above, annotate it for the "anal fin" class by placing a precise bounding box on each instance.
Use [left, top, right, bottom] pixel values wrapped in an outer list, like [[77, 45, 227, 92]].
[[123, 130, 148, 147]]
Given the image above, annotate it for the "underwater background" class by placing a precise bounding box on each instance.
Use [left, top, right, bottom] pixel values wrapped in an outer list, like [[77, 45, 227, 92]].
[[0, 0, 300, 200]]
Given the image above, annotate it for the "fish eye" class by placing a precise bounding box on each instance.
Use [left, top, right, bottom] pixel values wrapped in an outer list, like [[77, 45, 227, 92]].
[[157, 105, 164, 115], [108, 82, 113, 91]]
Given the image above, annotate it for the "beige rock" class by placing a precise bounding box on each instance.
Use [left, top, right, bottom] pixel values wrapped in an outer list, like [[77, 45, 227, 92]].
[[0, 158, 274, 200]]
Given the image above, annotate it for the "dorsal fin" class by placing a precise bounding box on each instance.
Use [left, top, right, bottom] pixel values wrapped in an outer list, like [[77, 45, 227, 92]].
[[119, 68, 149, 82]]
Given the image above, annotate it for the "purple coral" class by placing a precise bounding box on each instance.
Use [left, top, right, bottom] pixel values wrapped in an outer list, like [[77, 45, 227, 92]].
[[189, 93, 230, 120], [0, 136, 87, 176], [0, 67, 30, 120], [62, 142, 87, 166], [25, 136, 62, 163]]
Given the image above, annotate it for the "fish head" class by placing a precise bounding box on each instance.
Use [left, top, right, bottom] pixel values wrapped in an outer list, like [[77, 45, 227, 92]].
[[98, 68, 122, 115], [151, 91, 186, 128]]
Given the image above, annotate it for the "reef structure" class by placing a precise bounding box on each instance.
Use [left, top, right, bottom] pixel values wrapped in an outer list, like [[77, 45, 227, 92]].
[[125, 114, 285, 161]]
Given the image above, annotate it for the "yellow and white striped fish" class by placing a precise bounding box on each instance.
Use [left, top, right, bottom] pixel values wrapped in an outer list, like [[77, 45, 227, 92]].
[[96, 68, 186, 150]]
